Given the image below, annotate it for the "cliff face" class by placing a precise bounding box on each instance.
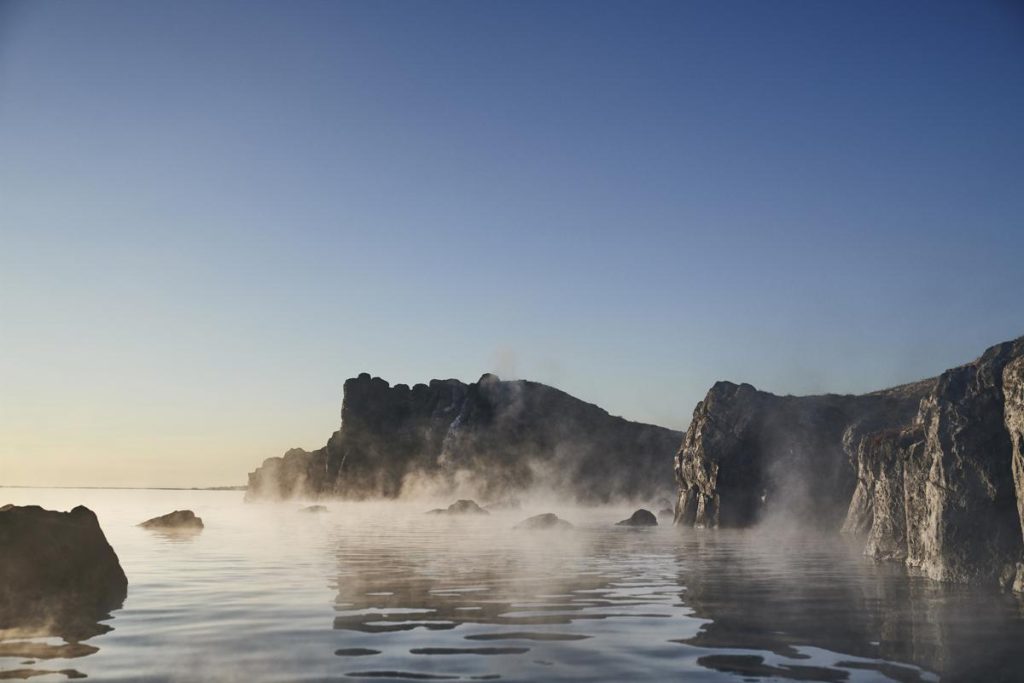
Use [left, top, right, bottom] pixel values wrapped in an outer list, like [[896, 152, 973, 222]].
[[247, 373, 682, 504], [674, 380, 931, 530], [675, 336, 1024, 591]]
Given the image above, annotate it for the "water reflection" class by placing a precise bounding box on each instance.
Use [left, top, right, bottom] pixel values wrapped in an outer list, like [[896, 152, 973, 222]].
[[0, 604, 116, 680], [674, 530, 1024, 682], [326, 515, 1024, 682]]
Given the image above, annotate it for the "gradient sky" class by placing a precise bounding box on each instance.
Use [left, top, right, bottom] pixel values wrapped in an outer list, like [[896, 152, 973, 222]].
[[1, 1, 1022, 487]]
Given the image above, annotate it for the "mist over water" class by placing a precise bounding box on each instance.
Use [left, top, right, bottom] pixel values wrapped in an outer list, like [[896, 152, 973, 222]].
[[2, 488, 1022, 682]]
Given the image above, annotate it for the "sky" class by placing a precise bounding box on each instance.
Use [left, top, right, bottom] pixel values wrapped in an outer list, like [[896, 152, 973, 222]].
[[1, 0, 1022, 487]]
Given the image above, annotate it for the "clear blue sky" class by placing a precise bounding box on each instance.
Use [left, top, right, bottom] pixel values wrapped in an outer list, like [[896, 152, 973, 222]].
[[1, 0, 1022, 486]]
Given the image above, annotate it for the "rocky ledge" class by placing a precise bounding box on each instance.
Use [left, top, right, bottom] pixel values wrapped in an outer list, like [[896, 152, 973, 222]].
[[0, 505, 128, 628], [674, 336, 1024, 591], [247, 373, 681, 504]]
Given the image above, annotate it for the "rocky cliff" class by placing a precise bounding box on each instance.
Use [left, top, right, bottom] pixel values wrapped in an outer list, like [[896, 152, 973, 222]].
[[247, 373, 682, 504], [675, 336, 1024, 591]]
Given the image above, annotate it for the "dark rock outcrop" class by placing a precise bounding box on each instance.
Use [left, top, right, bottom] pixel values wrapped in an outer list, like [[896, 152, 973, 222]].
[[514, 513, 573, 530], [300, 505, 328, 514], [675, 335, 1024, 592], [616, 508, 658, 526], [426, 499, 489, 515], [0, 505, 128, 628], [674, 380, 932, 530], [247, 373, 682, 504], [139, 510, 204, 530]]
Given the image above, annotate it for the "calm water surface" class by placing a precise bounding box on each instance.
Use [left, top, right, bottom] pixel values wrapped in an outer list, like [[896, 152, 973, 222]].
[[2, 489, 1022, 682]]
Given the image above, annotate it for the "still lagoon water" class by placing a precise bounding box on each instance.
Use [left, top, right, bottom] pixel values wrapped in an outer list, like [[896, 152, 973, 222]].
[[2, 488, 1023, 682]]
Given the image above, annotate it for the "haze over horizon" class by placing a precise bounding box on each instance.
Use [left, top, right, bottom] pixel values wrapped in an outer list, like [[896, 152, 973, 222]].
[[2, 0, 1022, 488]]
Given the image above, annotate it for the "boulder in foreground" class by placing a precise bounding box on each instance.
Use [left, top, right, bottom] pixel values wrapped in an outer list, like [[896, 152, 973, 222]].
[[0, 504, 128, 628], [514, 513, 573, 530], [426, 499, 489, 515], [139, 510, 204, 530], [616, 509, 658, 526]]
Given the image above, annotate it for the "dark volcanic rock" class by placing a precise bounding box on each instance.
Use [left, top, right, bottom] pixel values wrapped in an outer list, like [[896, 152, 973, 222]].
[[616, 508, 658, 526], [139, 510, 204, 530], [247, 373, 681, 504], [0, 505, 128, 628], [427, 499, 489, 515], [676, 335, 1024, 592], [514, 513, 573, 530]]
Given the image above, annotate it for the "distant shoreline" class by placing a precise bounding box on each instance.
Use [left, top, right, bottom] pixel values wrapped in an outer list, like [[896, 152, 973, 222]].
[[0, 485, 246, 491]]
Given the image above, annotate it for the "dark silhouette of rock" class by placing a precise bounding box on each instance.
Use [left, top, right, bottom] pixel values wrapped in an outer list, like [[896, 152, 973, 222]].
[[139, 510, 204, 530], [675, 335, 1024, 592], [426, 499, 489, 515], [247, 373, 681, 504], [300, 505, 328, 513], [617, 509, 657, 526], [514, 513, 573, 530], [0, 505, 127, 629]]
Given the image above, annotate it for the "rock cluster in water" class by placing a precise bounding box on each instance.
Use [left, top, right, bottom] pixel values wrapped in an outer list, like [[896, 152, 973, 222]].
[[674, 336, 1024, 591], [139, 509, 204, 530], [0, 504, 128, 628], [247, 373, 681, 504]]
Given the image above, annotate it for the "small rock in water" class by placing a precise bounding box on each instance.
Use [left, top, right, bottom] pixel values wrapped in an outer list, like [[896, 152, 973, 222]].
[[426, 499, 489, 515], [514, 513, 572, 530], [616, 509, 657, 527], [139, 510, 204, 530], [300, 505, 328, 513]]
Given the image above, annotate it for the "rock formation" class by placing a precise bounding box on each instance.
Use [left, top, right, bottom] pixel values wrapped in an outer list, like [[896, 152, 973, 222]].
[[674, 335, 1024, 592], [139, 510, 204, 530], [247, 373, 682, 504], [616, 508, 658, 526], [0, 505, 128, 628]]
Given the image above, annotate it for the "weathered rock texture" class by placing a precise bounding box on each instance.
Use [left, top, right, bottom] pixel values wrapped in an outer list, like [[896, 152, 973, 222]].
[[675, 336, 1024, 591], [247, 373, 681, 504], [0, 505, 128, 628]]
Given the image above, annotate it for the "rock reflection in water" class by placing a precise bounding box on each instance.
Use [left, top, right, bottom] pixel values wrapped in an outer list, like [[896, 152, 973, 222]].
[[0, 607, 113, 680], [329, 518, 687, 681], [675, 530, 1024, 682]]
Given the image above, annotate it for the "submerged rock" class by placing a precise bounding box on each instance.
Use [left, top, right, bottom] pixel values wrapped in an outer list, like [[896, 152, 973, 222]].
[[0, 505, 128, 628], [246, 373, 681, 504], [616, 509, 658, 526], [514, 513, 573, 530], [139, 510, 204, 530], [300, 505, 328, 513], [427, 499, 489, 515]]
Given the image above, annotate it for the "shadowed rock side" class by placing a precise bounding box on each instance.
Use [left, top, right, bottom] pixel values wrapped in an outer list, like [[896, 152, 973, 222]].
[[675, 335, 1024, 591], [0, 505, 128, 630], [247, 373, 682, 504]]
